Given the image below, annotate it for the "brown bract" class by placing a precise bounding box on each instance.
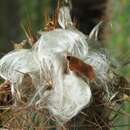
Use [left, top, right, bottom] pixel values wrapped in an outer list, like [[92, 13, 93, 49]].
[[44, 0, 60, 31]]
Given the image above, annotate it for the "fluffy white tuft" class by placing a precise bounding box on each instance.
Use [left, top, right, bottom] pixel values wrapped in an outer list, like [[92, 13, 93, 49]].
[[0, 26, 110, 123]]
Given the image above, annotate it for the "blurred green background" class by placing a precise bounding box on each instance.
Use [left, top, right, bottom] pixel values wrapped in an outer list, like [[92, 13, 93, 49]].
[[0, 0, 130, 129], [109, 0, 130, 78], [109, 1, 130, 130]]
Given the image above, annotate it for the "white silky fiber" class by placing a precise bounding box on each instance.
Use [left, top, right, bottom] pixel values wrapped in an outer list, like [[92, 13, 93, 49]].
[[34, 29, 88, 60], [0, 49, 40, 103], [0, 26, 110, 123], [86, 51, 110, 81]]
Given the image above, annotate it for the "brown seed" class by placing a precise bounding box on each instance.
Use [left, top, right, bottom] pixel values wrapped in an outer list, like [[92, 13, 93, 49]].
[[66, 56, 95, 80]]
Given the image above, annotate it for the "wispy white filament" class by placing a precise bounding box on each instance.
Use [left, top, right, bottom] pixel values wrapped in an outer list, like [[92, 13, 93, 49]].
[[35, 29, 88, 60], [47, 71, 91, 123], [0, 24, 110, 123], [58, 6, 73, 29], [0, 49, 40, 102], [86, 52, 109, 81]]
